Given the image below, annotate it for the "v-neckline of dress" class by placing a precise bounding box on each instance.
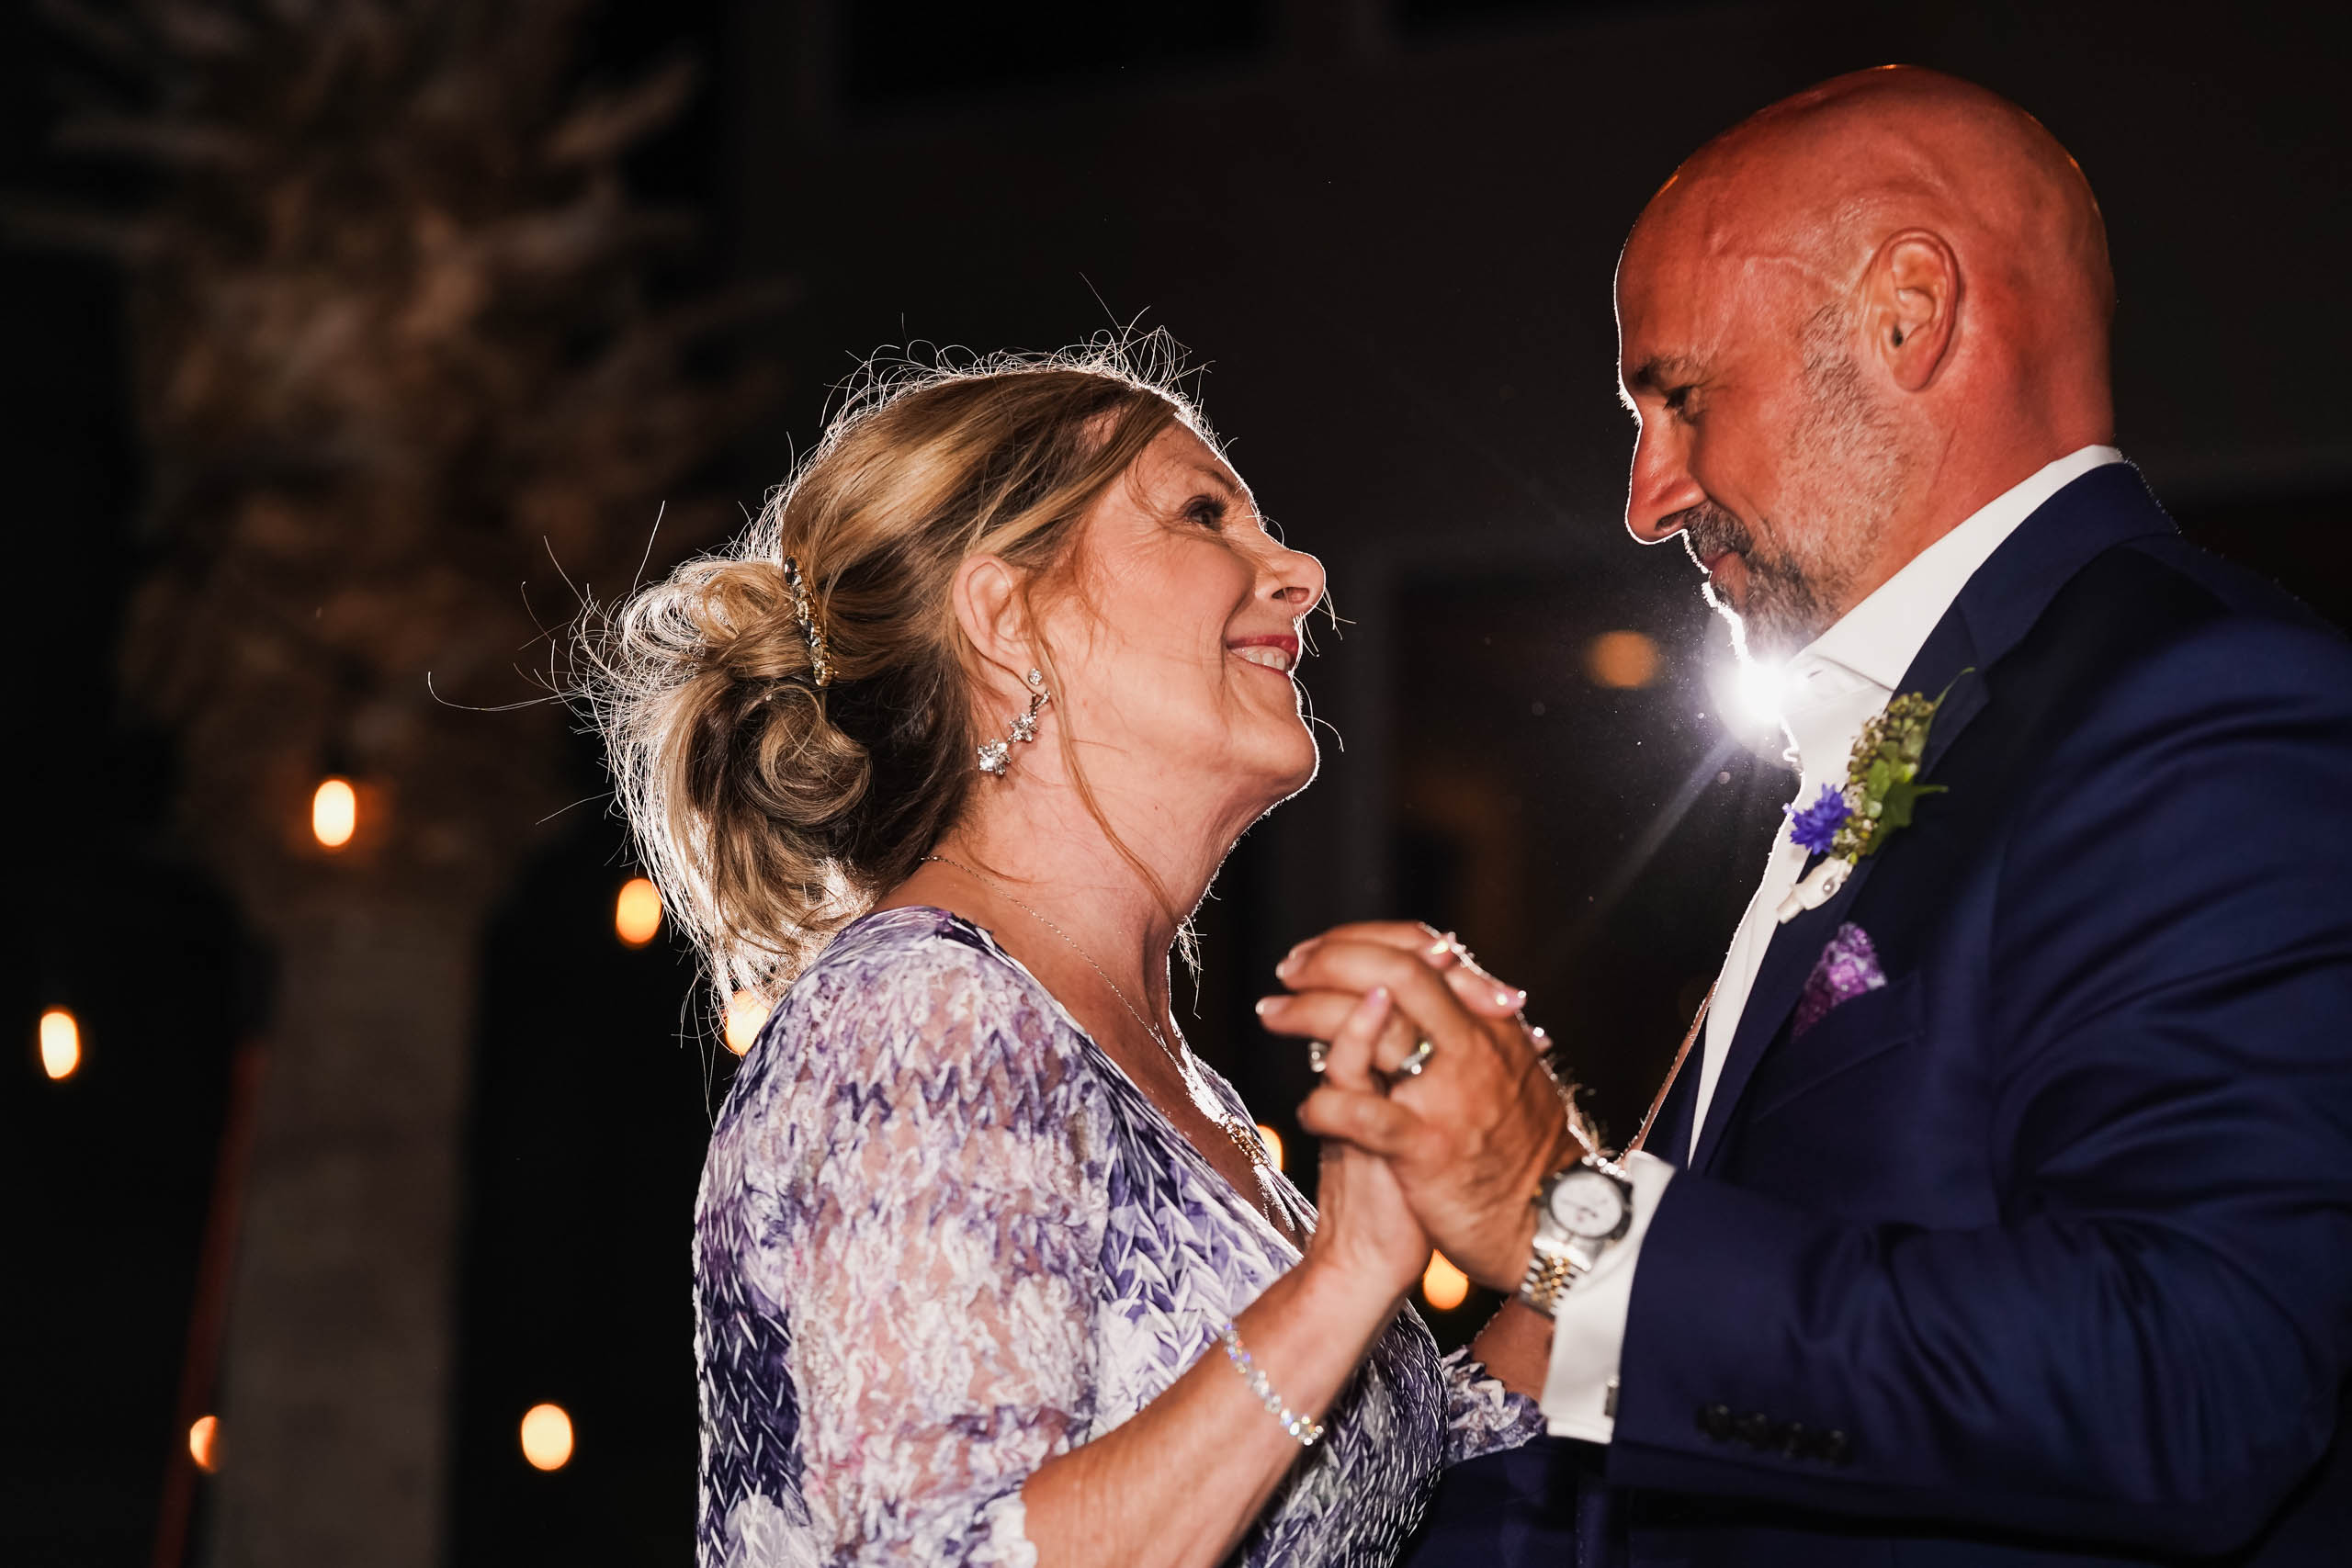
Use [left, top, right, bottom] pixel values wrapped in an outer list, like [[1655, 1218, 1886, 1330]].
[[882, 904, 1312, 1258]]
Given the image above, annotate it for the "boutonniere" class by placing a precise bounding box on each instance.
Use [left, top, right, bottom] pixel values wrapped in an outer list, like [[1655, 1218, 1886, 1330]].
[[1774, 679, 1963, 924]]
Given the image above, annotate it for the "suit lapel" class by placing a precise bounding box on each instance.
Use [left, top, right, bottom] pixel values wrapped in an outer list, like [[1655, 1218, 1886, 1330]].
[[1686, 829, 1883, 1171], [1684, 462, 2175, 1174], [1688, 609, 1982, 1172], [1646, 1036, 1702, 1165]]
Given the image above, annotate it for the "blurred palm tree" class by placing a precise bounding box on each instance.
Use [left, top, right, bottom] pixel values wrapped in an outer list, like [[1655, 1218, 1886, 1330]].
[[19, 2, 781, 1562]]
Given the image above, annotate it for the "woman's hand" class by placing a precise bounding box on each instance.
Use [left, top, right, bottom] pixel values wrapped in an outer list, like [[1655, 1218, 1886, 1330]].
[[1262, 925, 1587, 1292], [1301, 987, 1433, 1302]]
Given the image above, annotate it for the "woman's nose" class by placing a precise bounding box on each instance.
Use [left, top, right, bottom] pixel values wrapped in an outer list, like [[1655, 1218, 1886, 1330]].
[[1269, 542, 1326, 610]]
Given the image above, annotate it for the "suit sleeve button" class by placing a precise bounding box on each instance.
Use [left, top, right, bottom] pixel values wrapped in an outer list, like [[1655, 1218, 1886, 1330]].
[[1820, 1428, 1852, 1464], [1698, 1404, 1734, 1441], [1777, 1422, 1809, 1458], [1734, 1411, 1773, 1448]]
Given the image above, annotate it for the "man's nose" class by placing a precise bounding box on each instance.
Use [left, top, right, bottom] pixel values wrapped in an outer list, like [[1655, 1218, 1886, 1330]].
[[1626, 421, 1706, 545]]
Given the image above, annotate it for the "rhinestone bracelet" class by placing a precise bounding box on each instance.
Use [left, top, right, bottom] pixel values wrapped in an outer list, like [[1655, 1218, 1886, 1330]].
[[1216, 1320, 1326, 1448]]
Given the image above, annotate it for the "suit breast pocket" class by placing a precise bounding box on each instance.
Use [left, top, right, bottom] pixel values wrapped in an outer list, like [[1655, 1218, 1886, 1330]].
[[1747, 971, 1927, 1125]]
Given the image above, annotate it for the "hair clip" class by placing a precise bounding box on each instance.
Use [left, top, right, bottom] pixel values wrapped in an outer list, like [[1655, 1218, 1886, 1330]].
[[780, 557, 832, 687]]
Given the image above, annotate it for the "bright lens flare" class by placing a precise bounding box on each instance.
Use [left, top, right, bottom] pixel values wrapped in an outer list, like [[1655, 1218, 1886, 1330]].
[[724, 991, 767, 1056], [519, 1403, 573, 1471], [188, 1415, 220, 1472], [1421, 1252, 1471, 1311], [1254, 1122, 1284, 1171], [311, 778, 357, 849], [39, 1009, 80, 1080], [614, 878, 662, 946], [1735, 660, 1787, 728]]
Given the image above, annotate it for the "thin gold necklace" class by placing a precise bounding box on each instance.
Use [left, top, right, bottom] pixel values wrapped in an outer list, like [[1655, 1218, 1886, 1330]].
[[919, 854, 1281, 1195]]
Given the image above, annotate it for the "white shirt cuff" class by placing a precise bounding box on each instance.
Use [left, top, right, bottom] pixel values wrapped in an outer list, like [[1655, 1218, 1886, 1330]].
[[1538, 1150, 1676, 1442]]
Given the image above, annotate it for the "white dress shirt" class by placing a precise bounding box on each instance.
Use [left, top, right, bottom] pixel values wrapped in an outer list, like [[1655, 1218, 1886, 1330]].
[[1541, 445, 2124, 1441]]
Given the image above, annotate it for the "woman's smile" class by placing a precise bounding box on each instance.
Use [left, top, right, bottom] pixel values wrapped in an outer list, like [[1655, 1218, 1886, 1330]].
[[1227, 632, 1300, 676]]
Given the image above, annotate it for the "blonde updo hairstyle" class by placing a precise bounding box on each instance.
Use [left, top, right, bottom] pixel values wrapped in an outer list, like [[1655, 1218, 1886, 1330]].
[[590, 345, 1212, 1011]]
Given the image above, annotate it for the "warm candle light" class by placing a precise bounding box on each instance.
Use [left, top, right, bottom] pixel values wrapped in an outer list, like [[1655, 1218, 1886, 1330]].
[[188, 1415, 220, 1472], [519, 1403, 573, 1471], [1421, 1252, 1471, 1312], [311, 777, 357, 848], [724, 991, 767, 1055], [614, 877, 663, 946], [39, 1009, 80, 1080], [1254, 1122, 1284, 1171]]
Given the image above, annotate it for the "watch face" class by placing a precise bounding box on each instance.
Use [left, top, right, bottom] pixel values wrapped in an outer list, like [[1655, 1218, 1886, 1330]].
[[1548, 1169, 1626, 1239]]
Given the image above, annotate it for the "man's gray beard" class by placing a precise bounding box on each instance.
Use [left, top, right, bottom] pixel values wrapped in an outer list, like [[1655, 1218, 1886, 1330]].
[[1680, 507, 1835, 661], [1684, 320, 1905, 661]]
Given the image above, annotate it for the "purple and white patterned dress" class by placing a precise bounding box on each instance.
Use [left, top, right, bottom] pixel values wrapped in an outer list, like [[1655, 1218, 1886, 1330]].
[[695, 907, 1542, 1567]]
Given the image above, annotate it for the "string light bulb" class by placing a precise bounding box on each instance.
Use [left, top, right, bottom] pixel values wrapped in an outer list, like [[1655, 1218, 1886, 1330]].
[[1586, 630, 1661, 690], [39, 1009, 80, 1080], [1254, 1123, 1284, 1171], [311, 778, 357, 849], [723, 991, 766, 1055], [614, 878, 662, 946], [1421, 1252, 1471, 1312], [519, 1403, 573, 1471], [188, 1415, 220, 1472]]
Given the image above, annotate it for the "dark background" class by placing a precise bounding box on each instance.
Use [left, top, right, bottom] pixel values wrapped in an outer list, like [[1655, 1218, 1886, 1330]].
[[10, 0, 2348, 1562]]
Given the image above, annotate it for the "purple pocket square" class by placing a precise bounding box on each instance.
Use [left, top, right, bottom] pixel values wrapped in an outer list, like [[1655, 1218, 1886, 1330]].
[[1792, 921, 1887, 1039]]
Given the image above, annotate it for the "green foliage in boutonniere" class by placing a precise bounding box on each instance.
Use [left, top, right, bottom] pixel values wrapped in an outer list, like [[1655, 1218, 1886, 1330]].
[[1778, 675, 1968, 921], [1830, 688, 1951, 858]]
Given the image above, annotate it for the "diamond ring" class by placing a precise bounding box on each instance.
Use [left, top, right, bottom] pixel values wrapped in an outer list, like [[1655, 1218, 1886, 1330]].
[[1306, 1040, 1329, 1075], [1392, 1039, 1435, 1080]]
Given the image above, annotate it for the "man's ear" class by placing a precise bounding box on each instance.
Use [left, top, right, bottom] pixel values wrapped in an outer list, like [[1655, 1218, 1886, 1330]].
[[1870, 230, 1960, 392], [949, 553, 1030, 701]]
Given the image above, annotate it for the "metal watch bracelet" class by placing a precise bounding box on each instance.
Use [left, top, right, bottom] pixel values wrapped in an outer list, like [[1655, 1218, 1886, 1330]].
[[1516, 1155, 1634, 1317]]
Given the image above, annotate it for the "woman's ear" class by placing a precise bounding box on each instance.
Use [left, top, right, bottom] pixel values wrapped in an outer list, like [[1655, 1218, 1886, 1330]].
[[949, 553, 1031, 701], [1869, 229, 1961, 392]]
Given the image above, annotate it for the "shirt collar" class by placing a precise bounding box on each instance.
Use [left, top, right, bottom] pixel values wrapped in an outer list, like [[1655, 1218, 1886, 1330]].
[[1795, 445, 2123, 694]]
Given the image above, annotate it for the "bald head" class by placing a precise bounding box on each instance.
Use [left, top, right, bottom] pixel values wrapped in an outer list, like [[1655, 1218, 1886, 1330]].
[[1640, 67, 2113, 362], [1615, 67, 2119, 657]]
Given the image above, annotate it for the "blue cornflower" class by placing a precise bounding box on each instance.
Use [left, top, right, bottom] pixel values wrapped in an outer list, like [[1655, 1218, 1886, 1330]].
[[1785, 784, 1851, 856]]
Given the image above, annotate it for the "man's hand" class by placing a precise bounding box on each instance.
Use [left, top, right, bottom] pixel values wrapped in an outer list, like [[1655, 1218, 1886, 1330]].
[[1257, 922, 1589, 1292]]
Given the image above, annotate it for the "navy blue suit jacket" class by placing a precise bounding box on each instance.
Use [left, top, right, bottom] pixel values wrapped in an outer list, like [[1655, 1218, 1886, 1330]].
[[1410, 466, 2352, 1566]]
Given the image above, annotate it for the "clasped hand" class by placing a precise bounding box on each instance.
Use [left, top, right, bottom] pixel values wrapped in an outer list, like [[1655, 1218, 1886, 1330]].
[[1256, 923, 1591, 1294]]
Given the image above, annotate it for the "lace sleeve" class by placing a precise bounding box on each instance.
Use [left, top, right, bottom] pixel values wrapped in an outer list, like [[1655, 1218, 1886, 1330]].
[[734, 932, 1112, 1565], [1438, 1345, 1546, 1465]]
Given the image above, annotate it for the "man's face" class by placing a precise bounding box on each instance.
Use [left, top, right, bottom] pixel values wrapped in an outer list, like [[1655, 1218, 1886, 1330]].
[[1614, 209, 1909, 661]]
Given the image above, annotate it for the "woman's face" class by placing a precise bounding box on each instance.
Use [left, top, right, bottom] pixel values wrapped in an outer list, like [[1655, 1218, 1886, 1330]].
[[1041, 423, 1326, 818]]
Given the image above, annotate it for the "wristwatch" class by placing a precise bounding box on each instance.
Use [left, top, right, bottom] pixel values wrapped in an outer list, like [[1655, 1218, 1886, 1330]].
[[1516, 1155, 1635, 1317]]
